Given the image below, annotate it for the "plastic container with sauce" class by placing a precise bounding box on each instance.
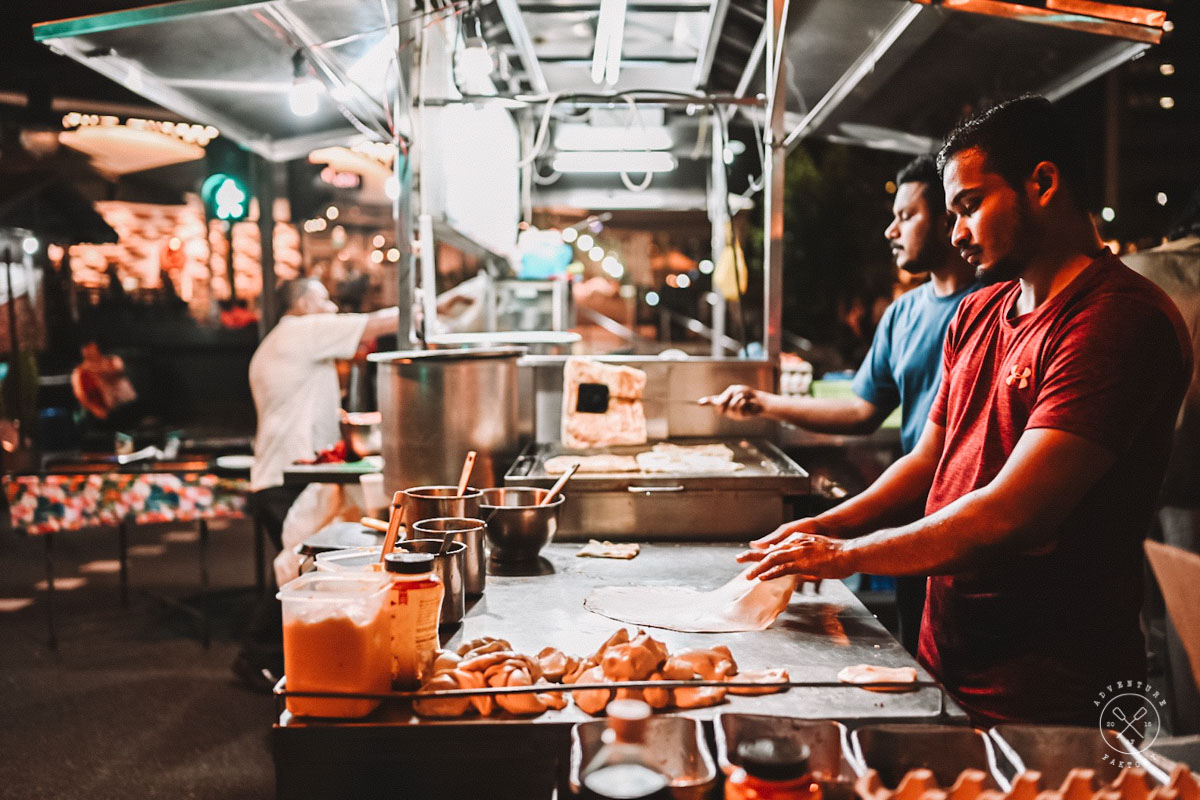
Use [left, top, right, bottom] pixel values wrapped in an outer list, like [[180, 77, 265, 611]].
[[314, 547, 384, 573], [278, 572, 392, 718], [726, 739, 823, 800], [383, 552, 443, 689]]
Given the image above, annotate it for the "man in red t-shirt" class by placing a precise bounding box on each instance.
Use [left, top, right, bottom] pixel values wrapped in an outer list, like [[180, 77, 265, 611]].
[[740, 96, 1192, 724]]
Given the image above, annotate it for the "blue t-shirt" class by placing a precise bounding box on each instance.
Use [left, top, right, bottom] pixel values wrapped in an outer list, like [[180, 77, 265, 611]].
[[851, 281, 978, 453]]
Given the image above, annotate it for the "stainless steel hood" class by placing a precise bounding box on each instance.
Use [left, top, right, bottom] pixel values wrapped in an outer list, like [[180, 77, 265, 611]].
[[34, 0, 401, 161], [34, 0, 1165, 162]]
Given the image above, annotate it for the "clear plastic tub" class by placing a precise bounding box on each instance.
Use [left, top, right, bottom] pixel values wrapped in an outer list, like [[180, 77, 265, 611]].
[[278, 572, 392, 718], [314, 546, 384, 573]]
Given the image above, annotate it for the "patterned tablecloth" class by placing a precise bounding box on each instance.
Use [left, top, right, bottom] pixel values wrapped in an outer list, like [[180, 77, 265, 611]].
[[4, 472, 250, 535]]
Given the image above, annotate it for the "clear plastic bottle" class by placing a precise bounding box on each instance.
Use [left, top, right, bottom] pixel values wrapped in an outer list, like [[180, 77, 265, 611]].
[[580, 699, 672, 800], [383, 552, 443, 689], [725, 739, 822, 800]]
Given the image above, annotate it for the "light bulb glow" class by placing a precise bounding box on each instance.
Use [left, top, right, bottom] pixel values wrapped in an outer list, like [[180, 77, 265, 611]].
[[676, 273, 691, 289], [562, 227, 578, 243], [588, 246, 604, 262], [21, 236, 39, 255], [698, 259, 714, 274], [288, 79, 321, 117], [1101, 207, 1116, 222], [577, 234, 594, 251], [645, 291, 660, 306]]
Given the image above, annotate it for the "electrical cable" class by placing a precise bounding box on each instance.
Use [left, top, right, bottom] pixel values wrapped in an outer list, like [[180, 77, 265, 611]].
[[617, 94, 653, 192]]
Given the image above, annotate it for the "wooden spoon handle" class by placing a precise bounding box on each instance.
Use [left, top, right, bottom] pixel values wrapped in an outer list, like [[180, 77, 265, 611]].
[[456, 450, 477, 497], [541, 462, 579, 505]]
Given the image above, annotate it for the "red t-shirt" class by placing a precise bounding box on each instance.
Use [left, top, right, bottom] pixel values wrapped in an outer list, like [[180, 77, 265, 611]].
[[918, 252, 1191, 724]]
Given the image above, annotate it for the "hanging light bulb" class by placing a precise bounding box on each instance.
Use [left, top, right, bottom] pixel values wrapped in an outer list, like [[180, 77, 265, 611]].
[[289, 51, 321, 117]]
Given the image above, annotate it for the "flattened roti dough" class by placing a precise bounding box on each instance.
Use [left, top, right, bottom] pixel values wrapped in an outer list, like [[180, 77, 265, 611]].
[[584, 568, 798, 633], [544, 454, 641, 474]]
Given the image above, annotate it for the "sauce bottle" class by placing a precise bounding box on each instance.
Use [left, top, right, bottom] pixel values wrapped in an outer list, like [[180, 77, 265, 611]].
[[580, 699, 671, 800], [726, 739, 822, 800], [383, 551, 443, 689]]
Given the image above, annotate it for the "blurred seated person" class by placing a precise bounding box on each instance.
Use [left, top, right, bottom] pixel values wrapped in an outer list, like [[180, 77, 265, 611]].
[[71, 342, 138, 422]]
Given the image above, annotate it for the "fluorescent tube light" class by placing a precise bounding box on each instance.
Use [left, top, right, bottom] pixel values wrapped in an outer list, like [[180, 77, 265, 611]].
[[591, 0, 628, 87], [555, 124, 673, 151], [552, 151, 677, 173]]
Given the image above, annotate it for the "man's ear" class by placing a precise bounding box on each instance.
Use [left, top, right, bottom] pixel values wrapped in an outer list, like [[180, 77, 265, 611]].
[[1029, 161, 1061, 207]]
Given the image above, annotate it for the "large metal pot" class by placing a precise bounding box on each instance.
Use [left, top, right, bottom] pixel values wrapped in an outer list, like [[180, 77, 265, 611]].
[[370, 347, 524, 496]]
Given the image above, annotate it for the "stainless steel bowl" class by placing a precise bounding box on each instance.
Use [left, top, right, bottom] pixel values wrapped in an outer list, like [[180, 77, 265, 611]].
[[340, 412, 382, 457], [479, 487, 565, 563]]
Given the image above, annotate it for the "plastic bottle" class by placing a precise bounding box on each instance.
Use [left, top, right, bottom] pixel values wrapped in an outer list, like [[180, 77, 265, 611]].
[[725, 739, 822, 800], [580, 699, 671, 800], [383, 551, 443, 689]]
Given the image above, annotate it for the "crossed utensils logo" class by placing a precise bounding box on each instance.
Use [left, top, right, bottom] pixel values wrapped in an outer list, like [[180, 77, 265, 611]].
[[1096, 680, 1164, 764]]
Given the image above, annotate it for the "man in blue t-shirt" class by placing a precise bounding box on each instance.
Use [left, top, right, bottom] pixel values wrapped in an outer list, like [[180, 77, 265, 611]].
[[703, 155, 976, 653]]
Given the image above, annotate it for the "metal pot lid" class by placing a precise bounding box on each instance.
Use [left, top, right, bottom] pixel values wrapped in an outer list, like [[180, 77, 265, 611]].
[[425, 331, 581, 347], [367, 345, 527, 364]]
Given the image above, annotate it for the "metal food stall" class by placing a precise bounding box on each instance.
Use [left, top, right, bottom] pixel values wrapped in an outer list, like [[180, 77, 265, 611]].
[[30, 1, 1171, 797]]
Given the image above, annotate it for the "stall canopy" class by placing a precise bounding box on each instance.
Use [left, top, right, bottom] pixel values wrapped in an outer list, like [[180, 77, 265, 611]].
[[35, 0, 1164, 162]]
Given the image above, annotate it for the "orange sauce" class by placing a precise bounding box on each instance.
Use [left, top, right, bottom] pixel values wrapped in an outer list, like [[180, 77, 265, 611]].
[[282, 610, 391, 718]]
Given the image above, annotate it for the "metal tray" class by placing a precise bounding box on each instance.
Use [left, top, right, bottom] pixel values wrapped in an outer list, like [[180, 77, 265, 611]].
[[505, 438, 810, 494], [851, 724, 1005, 791], [569, 715, 716, 800], [989, 725, 1140, 786], [714, 713, 856, 798]]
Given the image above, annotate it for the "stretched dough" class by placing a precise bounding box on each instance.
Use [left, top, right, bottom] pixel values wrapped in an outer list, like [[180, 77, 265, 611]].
[[584, 568, 799, 633]]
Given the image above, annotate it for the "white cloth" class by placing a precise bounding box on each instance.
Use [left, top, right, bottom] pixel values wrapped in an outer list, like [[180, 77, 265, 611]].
[[249, 313, 367, 490], [272, 483, 366, 586]]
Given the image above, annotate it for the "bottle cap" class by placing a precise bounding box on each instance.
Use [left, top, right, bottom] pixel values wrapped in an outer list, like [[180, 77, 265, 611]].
[[384, 552, 435, 574], [605, 699, 652, 743], [737, 738, 812, 782]]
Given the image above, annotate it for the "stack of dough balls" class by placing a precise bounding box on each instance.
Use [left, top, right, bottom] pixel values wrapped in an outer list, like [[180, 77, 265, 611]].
[[414, 629, 788, 718]]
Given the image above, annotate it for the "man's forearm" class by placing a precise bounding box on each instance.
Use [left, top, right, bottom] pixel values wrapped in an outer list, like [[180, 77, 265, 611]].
[[842, 486, 1016, 576], [759, 394, 882, 435], [361, 306, 400, 341]]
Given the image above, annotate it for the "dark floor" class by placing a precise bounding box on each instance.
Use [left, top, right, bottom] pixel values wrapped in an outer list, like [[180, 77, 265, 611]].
[[0, 517, 277, 800]]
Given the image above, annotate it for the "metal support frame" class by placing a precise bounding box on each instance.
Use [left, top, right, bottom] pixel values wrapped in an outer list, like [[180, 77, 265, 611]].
[[782, 3, 924, 153], [692, 0, 732, 90], [44, 533, 57, 652], [198, 519, 210, 649], [254, 154, 279, 334], [261, 4, 393, 144], [761, 0, 789, 362], [495, 0, 550, 94], [118, 520, 130, 607]]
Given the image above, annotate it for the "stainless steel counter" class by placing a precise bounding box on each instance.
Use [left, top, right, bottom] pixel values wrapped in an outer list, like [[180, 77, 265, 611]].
[[274, 543, 961, 800]]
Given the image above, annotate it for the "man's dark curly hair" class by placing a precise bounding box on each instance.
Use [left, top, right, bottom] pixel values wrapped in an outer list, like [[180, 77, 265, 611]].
[[937, 95, 1090, 210], [896, 154, 945, 215]]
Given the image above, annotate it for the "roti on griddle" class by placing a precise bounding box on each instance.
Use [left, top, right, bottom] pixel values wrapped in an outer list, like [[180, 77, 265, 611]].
[[544, 454, 641, 475], [636, 442, 744, 474]]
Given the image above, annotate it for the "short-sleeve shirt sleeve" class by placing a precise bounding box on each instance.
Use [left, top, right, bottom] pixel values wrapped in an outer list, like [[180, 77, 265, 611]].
[[852, 303, 901, 413], [1026, 299, 1186, 455], [293, 313, 370, 362]]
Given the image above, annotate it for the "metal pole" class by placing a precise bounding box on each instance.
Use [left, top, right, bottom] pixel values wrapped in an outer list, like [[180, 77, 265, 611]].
[[253, 155, 278, 335], [3, 248, 22, 430], [224, 222, 237, 303], [762, 0, 788, 362]]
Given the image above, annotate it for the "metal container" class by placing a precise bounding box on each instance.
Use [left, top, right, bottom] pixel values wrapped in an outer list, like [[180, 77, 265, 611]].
[[850, 725, 1004, 791], [569, 715, 716, 800], [371, 347, 524, 497], [410, 518, 487, 597], [340, 411, 382, 457], [989, 725, 1139, 787], [396, 539, 467, 626], [505, 438, 810, 541], [403, 485, 483, 525], [479, 487, 564, 563], [715, 714, 855, 789]]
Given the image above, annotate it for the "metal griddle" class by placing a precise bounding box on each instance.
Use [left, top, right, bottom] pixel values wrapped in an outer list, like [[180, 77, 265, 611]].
[[505, 438, 810, 541]]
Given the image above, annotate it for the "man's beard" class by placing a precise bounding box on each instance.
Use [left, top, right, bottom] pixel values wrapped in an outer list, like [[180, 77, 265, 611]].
[[976, 202, 1034, 285]]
